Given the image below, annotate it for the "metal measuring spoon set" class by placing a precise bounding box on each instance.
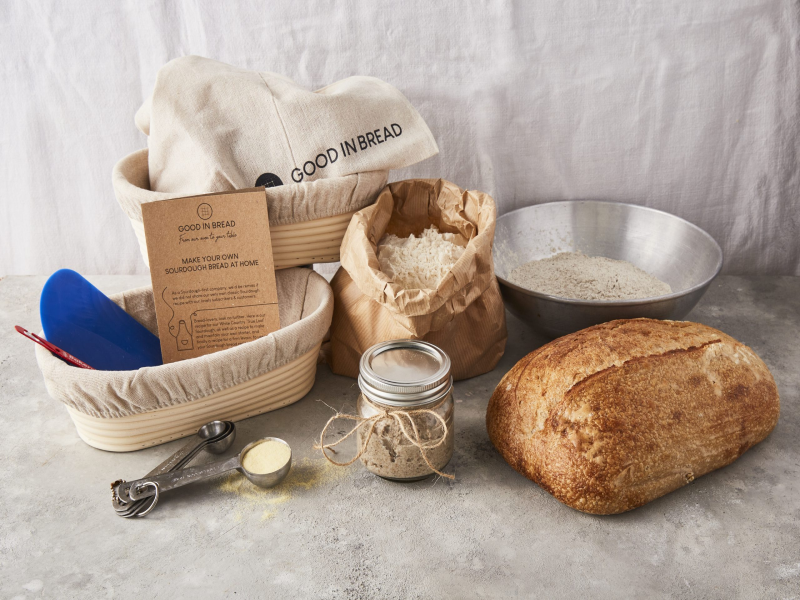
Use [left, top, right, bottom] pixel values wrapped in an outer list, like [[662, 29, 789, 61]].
[[111, 420, 292, 518]]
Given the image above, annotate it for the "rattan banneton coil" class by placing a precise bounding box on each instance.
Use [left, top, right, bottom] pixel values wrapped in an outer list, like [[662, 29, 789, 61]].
[[36, 268, 333, 452], [65, 345, 319, 451], [126, 209, 353, 269]]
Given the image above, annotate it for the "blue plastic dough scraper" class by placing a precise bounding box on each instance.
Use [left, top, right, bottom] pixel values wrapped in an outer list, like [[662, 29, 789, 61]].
[[40, 269, 163, 371]]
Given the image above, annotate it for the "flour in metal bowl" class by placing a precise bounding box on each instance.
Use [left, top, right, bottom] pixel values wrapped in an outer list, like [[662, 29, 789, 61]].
[[509, 252, 672, 301]]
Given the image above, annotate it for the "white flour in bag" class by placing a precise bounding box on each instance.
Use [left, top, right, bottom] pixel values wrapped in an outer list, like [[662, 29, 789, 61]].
[[378, 226, 466, 290], [509, 252, 672, 300]]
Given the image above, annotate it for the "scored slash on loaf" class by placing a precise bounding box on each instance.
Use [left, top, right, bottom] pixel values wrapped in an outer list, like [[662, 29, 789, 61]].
[[486, 318, 780, 515]]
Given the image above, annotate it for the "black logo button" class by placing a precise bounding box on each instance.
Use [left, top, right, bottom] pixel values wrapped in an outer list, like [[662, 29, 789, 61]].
[[256, 173, 284, 188]]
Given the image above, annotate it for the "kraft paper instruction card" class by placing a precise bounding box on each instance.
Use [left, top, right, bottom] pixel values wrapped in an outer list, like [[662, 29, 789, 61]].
[[141, 188, 280, 364]]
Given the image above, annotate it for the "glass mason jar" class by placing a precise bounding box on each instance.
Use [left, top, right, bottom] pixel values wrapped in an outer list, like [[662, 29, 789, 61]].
[[357, 340, 454, 481]]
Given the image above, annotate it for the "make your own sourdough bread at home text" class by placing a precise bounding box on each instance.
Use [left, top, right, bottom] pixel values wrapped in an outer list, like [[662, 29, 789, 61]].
[[113, 56, 439, 268], [486, 319, 780, 514]]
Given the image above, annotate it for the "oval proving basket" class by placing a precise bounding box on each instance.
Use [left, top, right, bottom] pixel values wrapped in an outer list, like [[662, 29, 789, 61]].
[[113, 149, 388, 269], [35, 268, 333, 452]]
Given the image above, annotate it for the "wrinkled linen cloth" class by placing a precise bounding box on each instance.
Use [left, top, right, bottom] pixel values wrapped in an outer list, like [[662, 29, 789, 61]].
[[113, 55, 438, 267], [2, 2, 798, 276], [114, 148, 390, 229], [35, 268, 333, 419]]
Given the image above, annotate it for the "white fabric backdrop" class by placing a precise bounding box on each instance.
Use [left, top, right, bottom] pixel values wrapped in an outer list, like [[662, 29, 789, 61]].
[[2, 0, 798, 276]]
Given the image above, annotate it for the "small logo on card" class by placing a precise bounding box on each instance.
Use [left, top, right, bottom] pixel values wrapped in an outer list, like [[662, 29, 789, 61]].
[[197, 203, 213, 220]]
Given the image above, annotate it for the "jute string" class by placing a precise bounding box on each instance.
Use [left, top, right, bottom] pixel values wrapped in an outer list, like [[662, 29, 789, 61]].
[[315, 395, 454, 480]]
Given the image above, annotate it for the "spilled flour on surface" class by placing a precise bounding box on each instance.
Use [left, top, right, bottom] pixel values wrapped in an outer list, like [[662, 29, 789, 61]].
[[218, 456, 348, 521], [261, 494, 291, 521]]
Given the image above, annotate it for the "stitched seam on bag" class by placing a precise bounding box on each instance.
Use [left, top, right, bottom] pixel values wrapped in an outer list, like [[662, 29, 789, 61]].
[[259, 73, 298, 168]]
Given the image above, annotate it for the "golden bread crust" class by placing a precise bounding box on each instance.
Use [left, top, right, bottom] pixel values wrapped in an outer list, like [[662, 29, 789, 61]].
[[486, 319, 780, 514]]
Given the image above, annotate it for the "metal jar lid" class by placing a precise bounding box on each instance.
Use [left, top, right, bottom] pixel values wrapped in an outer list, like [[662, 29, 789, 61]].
[[358, 340, 453, 407]]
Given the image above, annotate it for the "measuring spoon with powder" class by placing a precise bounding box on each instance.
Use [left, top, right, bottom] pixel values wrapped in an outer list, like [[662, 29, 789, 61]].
[[112, 420, 236, 518], [113, 438, 292, 512]]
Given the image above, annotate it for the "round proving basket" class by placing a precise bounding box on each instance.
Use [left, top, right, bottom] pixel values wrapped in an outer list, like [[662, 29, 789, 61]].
[[113, 149, 388, 269], [493, 200, 723, 339], [35, 268, 333, 452]]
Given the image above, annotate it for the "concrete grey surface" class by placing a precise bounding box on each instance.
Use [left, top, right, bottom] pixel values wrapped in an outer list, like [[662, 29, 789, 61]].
[[1, 274, 798, 599]]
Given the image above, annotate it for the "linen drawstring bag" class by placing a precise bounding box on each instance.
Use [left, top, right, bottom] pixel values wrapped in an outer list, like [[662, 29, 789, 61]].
[[113, 56, 439, 266]]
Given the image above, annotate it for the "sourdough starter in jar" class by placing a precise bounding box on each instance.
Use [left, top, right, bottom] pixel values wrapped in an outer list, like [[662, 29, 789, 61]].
[[357, 340, 454, 481]]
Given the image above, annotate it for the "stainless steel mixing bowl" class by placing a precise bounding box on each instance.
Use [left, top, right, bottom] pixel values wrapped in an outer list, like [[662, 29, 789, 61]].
[[493, 201, 723, 338]]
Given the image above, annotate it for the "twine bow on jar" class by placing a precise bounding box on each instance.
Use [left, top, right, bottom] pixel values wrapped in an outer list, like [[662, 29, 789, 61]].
[[314, 397, 455, 480]]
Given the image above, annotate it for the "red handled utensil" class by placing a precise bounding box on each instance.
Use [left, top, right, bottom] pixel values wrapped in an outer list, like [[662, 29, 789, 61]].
[[15, 326, 95, 369]]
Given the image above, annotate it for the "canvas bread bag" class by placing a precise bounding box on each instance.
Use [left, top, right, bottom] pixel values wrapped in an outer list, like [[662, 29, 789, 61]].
[[113, 56, 439, 265], [330, 179, 507, 380]]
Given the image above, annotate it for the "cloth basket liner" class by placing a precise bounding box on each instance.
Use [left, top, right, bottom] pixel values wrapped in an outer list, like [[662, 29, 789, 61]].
[[36, 268, 333, 420]]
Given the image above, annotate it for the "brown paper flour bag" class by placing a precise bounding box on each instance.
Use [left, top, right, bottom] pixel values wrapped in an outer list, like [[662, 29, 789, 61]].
[[330, 179, 507, 380]]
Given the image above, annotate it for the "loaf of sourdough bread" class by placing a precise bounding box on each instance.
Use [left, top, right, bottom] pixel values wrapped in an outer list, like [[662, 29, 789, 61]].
[[486, 319, 779, 514]]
